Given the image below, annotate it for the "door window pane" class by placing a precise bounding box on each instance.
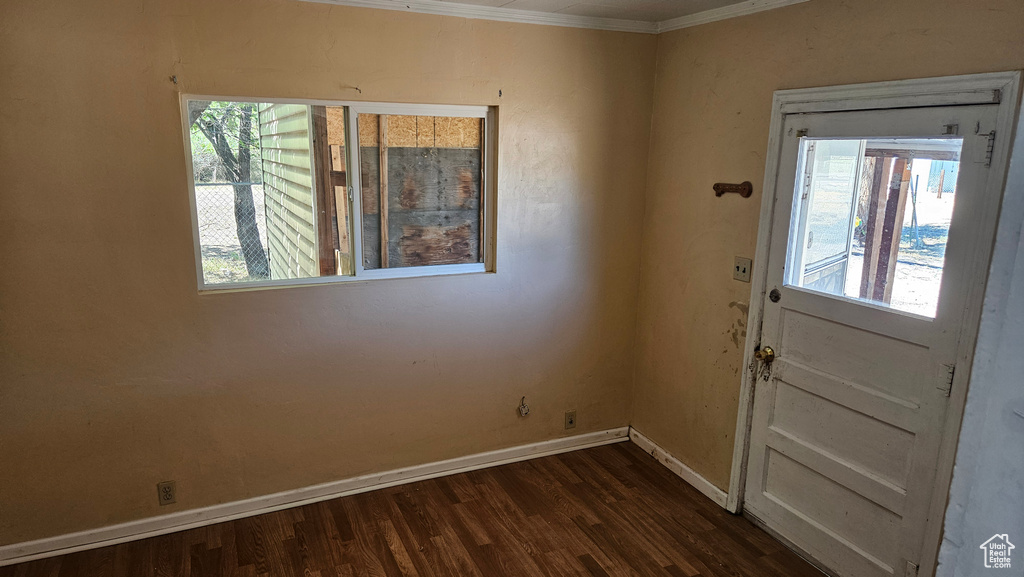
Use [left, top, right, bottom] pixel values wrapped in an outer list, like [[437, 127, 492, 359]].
[[358, 114, 484, 269], [786, 137, 963, 317]]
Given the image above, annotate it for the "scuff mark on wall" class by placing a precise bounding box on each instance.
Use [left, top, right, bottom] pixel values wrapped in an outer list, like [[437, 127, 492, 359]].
[[723, 301, 749, 348]]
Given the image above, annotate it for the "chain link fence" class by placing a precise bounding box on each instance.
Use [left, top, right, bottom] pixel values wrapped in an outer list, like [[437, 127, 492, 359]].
[[189, 100, 271, 285], [194, 183, 269, 284]]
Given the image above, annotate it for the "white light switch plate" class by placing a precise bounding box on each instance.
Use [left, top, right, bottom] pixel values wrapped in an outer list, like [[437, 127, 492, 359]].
[[734, 257, 752, 283]]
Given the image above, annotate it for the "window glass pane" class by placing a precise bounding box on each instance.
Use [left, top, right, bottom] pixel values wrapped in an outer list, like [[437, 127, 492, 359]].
[[802, 140, 863, 271], [189, 100, 272, 284], [359, 114, 484, 269], [786, 137, 963, 317], [187, 100, 352, 286], [259, 103, 320, 280], [320, 106, 354, 276]]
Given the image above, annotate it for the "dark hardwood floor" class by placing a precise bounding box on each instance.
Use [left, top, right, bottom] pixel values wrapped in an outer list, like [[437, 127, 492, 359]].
[[1, 442, 821, 577]]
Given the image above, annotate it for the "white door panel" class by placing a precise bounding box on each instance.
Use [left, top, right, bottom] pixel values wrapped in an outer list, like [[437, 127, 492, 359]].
[[744, 104, 1000, 577]]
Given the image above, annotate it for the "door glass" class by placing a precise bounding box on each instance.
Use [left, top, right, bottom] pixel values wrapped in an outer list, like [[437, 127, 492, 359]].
[[786, 137, 963, 317]]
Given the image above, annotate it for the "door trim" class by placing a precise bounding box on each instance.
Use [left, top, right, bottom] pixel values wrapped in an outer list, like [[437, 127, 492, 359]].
[[727, 71, 1022, 576]]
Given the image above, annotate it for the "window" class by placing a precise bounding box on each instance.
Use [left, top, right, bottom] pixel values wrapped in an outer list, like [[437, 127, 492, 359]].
[[785, 137, 962, 317], [183, 97, 495, 290]]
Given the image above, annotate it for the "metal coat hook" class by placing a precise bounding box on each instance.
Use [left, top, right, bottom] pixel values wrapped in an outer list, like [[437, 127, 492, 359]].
[[714, 181, 753, 198]]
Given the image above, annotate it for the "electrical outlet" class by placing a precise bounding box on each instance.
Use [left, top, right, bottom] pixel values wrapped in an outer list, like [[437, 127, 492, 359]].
[[734, 256, 752, 283], [157, 481, 176, 506], [564, 410, 577, 429]]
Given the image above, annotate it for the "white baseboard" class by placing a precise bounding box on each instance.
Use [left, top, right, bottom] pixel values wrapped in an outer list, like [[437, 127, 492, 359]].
[[0, 427, 629, 567], [628, 428, 729, 509]]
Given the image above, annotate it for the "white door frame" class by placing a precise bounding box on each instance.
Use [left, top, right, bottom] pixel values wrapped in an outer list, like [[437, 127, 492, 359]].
[[727, 71, 1022, 575]]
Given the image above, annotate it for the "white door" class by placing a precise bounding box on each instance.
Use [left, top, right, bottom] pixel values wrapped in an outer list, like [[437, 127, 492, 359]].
[[744, 104, 1001, 577]]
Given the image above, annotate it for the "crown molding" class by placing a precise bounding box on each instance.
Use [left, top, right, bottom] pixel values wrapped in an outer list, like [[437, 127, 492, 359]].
[[299, 0, 809, 34], [300, 0, 659, 33], [656, 0, 809, 32]]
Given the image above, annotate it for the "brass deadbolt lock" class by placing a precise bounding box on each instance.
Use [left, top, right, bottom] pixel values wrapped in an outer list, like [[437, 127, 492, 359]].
[[754, 346, 776, 363]]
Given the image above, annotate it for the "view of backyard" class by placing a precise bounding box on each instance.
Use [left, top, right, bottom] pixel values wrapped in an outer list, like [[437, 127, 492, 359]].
[[195, 184, 269, 284], [846, 181, 955, 317], [189, 100, 271, 285], [796, 141, 960, 318]]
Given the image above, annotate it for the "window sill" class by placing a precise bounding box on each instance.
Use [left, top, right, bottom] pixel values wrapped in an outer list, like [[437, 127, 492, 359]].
[[197, 263, 489, 294]]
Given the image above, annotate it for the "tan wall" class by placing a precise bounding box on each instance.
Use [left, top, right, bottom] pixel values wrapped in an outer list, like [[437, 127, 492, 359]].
[[632, 0, 1024, 490], [0, 0, 656, 544], [6, 0, 1023, 549]]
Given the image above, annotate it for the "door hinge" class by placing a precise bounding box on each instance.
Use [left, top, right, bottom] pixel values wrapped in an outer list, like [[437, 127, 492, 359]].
[[801, 141, 815, 199], [939, 363, 955, 396], [905, 560, 920, 577], [978, 129, 996, 167]]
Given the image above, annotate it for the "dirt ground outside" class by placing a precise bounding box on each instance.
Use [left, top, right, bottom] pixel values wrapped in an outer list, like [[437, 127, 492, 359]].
[[846, 189, 955, 317]]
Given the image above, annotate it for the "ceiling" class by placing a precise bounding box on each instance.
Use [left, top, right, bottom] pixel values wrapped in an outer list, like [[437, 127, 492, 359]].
[[302, 0, 809, 33]]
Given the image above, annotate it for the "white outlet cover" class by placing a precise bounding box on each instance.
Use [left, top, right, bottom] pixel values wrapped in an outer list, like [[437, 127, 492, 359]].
[[734, 257, 752, 283]]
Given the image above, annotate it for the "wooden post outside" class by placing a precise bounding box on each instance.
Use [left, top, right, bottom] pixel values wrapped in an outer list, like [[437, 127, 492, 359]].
[[379, 115, 390, 268], [936, 169, 945, 199], [882, 160, 913, 302], [311, 106, 338, 276], [873, 158, 911, 303], [860, 157, 893, 299], [331, 144, 351, 275], [479, 117, 485, 263]]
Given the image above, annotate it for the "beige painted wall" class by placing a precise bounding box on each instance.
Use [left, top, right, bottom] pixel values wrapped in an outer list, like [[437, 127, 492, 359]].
[[5, 0, 1024, 550], [0, 0, 656, 544], [631, 0, 1024, 490]]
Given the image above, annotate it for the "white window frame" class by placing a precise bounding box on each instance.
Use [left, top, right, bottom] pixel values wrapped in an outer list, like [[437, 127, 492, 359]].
[[179, 94, 498, 292]]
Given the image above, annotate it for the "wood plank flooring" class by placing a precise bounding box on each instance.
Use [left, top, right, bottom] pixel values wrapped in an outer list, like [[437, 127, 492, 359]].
[[1, 442, 821, 577]]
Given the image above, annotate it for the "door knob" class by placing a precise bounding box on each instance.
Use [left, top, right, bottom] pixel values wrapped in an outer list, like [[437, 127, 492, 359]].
[[754, 346, 775, 363]]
